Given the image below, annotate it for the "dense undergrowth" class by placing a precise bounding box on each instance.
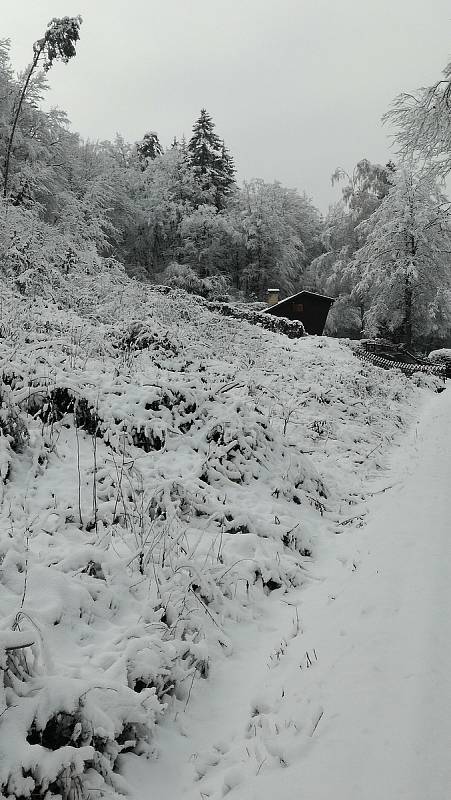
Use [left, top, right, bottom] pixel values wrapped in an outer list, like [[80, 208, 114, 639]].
[[0, 273, 440, 799]]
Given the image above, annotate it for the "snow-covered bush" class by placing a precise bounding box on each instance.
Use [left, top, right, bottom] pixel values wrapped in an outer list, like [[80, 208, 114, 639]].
[[0, 201, 124, 305], [0, 390, 29, 453], [0, 622, 161, 799], [207, 299, 306, 339], [428, 348, 451, 370], [157, 263, 230, 301]]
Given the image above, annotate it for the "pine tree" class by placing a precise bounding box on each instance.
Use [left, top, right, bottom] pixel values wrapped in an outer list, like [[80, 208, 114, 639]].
[[188, 109, 235, 209], [215, 140, 236, 205], [189, 109, 221, 172]]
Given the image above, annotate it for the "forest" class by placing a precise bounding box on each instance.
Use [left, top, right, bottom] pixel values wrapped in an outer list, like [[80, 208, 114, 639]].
[[0, 17, 450, 347]]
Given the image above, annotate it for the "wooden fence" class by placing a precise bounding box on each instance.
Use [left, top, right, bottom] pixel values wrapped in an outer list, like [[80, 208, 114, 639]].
[[355, 347, 447, 379]]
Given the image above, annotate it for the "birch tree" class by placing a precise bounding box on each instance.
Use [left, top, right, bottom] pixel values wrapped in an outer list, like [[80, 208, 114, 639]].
[[2, 16, 82, 199]]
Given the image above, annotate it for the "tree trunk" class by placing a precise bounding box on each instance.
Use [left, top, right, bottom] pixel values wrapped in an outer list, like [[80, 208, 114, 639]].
[[403, 228, 416, 349], [403, 272, 413, 348], [359, 302, 365, 336], [3, 45, 44, 199]]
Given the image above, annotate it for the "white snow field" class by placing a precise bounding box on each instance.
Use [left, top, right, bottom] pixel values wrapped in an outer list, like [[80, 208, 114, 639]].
[[122, 386, 451, 799], [0, 279, 447, 799]]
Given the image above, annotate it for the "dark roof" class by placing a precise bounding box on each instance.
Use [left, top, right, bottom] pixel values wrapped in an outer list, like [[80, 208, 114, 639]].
[[263, 290, 335, 313]]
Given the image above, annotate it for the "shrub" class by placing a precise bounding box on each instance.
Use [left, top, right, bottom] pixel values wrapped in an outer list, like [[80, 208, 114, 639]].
[[157, 263, 230, 301], [428, 348, 451, 368]]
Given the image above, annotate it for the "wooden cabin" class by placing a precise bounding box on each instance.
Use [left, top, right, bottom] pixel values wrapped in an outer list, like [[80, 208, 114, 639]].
[[264, 289, 335, 335]]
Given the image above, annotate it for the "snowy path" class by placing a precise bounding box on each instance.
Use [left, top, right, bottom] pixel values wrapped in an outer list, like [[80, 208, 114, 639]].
[[292, 383, 451, 800], [123, 386, 451, 800]]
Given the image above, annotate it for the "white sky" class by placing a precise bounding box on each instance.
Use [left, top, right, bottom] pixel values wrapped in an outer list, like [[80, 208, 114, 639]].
[[3, 0, 451, 211]]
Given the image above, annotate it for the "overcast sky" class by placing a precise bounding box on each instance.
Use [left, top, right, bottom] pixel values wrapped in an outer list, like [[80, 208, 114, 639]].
[[3, 0, 451, 211]]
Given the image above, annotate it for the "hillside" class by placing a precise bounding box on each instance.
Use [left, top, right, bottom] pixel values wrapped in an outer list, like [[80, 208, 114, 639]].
[[0, 276, 442, 799]]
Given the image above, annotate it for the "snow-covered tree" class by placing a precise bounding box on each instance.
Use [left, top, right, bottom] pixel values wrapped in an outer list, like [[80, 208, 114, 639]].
[[350, 166, 451, 347], [189, 109, 221, 173], [179, 203, 239, 278], [307, 159, 395, 336], [386, 56, 451, 174], [135, 147, 208, 273], [332, 158, 394, 224], [2, 16, 82, 199], [188, 109, 235, 209], [136, 131, 163, 169], [215, 140, 236, 206], [235, 180, 320, 298], [0, 39, 73, 208]]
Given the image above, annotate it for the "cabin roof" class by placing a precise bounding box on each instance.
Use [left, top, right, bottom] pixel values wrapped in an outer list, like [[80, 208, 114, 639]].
[[264, 290, 335, 313]]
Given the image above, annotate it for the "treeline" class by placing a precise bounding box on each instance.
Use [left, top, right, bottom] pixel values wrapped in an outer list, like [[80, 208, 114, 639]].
[[0, 32, 323, 301], [1, 19, 451, 349]]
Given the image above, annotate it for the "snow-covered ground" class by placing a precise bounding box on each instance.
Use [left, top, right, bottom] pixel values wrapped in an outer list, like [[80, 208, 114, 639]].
[[121, 385, 451, 800], [0, 281, 446, 799]]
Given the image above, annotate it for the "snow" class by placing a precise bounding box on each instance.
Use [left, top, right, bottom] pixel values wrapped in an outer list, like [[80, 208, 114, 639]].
[[429, 348, 451, 368], [0, 279, 446, 798], [123, 387, 451, 800]]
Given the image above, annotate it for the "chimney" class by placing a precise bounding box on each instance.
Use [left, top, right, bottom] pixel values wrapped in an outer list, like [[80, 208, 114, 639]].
[[266, 288, 280, 307]]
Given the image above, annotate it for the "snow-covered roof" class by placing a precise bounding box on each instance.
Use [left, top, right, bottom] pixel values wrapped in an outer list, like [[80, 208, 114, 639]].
[[264, 289, 335, 312]]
